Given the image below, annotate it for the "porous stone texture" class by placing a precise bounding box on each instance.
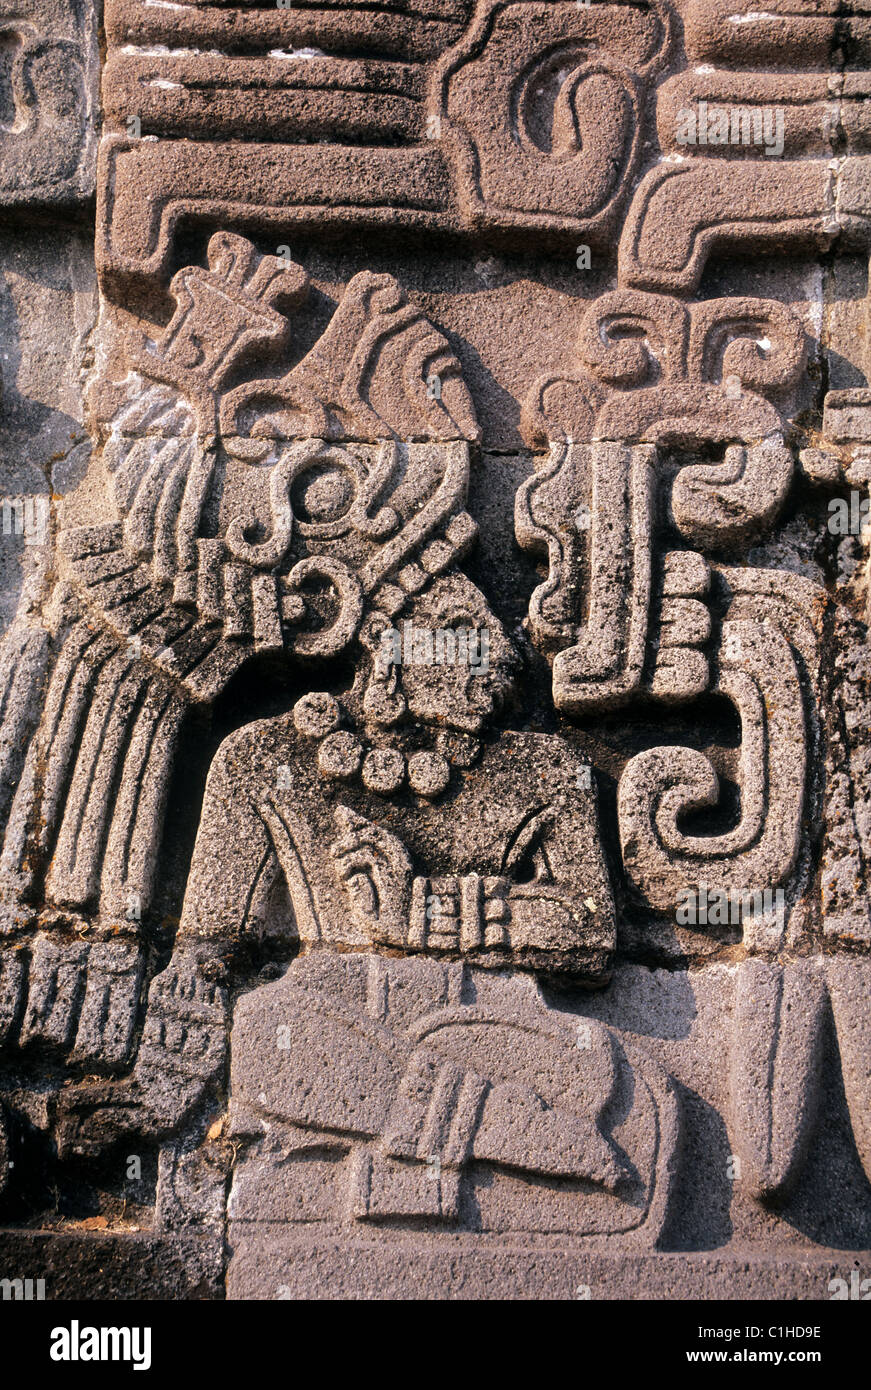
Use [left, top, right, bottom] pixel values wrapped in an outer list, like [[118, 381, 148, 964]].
[[0, 0, 870, 1301]]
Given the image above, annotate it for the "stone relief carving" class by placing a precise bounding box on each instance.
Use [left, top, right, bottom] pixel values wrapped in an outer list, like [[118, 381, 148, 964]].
[[0, 0, 97, 209], [227, 956, 680, 1256], [97, 0, 674, 288], [0, 0, 869, 1303], [37, 236, 622, 1193], [434, 0, 673, 234], [515, 290, 829, 942]]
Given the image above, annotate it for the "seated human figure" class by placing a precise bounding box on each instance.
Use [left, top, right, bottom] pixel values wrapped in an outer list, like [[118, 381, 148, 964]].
[[57, 568, 616, 1155]]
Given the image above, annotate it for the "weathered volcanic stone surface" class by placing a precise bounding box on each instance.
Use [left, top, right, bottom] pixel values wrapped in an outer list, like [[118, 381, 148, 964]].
[[0, 0, 870, 1302]]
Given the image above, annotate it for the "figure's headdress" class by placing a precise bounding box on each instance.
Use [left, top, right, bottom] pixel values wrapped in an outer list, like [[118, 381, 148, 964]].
[[64, 233, 482, 700]]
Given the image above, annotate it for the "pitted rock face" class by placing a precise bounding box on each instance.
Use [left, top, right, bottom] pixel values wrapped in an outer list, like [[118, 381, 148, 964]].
[[0, 0, 869, 1303]]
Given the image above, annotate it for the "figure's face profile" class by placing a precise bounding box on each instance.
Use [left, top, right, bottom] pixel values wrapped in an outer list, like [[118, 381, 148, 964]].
[[394, 573, 516, 734]]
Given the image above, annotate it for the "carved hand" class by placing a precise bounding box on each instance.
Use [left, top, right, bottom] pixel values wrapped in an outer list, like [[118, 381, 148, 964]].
[[330, 807, 413, 947], [55, 952, 228, 1159]]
